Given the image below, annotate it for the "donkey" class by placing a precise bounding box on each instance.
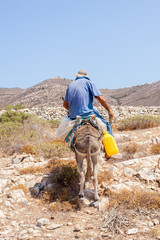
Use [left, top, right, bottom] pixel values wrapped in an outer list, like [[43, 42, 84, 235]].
[[74, 123, 102, 201]]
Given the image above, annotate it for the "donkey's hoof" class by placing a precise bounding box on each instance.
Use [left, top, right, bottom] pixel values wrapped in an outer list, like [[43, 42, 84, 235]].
[[79, 194, 84, 199]]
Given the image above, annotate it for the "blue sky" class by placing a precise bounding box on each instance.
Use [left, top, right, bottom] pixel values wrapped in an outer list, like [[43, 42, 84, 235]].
[[0, 0, 160, 89]]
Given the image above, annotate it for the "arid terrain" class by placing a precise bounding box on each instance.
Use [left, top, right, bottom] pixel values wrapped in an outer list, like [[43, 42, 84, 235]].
[[0, 78, 160, 108], [0, 108, 160, 239]]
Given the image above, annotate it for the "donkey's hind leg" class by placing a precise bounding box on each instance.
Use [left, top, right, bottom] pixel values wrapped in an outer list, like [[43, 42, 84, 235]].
[[92, 155, 99, 201], [76, 154, 85, 198]]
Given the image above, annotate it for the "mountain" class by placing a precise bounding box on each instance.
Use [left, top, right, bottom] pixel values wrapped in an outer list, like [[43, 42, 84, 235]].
[[100, 81, 160, 106], [0, 78, 160, 107]]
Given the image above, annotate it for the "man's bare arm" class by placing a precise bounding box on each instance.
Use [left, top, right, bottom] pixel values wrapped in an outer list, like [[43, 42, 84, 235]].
[[63, 100, 69, 110], [96, 95, 114, 118]]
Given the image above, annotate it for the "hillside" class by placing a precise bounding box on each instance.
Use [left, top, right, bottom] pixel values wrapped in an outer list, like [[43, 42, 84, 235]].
[[0, 78, 160, 107], [0, 110, 160, 239], [0, 88, 24, 107], [101, 81, 160, 106]]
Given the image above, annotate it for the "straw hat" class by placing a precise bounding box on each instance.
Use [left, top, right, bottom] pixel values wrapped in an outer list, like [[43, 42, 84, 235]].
[[76, 69, 89, 78]]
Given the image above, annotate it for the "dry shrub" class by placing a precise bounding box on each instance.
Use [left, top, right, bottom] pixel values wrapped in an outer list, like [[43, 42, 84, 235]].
[[37, 159, 80, 210], [123, 142, 138, 154], [148, 227, 159, 238], [49, 201, 72, 212], [151, 143, 160, 155], [9, 184, 28, 194], [105, 188, 160, 210], [19, 165, 45, 175], [98, 170, 113, 184], [118, 115, 160, 131], [103, 208, 133, 234], [21, 159, 79, 210], [0, 112, 54, 155], [21, 144, 35, 154], [19, 160, 55, 175], [34, 140, 70, 158], [47, 119, 60, 129]]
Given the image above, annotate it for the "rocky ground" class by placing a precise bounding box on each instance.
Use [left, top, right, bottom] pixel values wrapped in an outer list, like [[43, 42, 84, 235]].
[[0, 126, 160, 240]]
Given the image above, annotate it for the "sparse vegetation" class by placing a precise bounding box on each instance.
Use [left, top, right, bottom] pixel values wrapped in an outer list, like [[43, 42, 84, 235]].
[[123, 142, 138, 154], [4, 104, 25, 110], [33, 159, 80, 210], [47, 119, 60, 128], [9, 184, 28, 194], [0, 110, 29, 123], [98, 170, 113, 184], [118, 115, 160, 131], [104, 188, 160, 210], [0, 111, 54, 155], [150, 143, 160, 155], [34, 140, 70, 158]]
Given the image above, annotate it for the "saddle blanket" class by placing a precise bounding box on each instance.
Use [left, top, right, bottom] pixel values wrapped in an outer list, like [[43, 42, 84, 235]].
[[56, 115, 106, 140]]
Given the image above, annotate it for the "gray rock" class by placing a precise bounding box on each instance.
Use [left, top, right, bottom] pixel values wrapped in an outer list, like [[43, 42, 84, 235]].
[[98, 197, 109, 212], [74, 224, 82, 232], [46, 223, 62, 230], [123, 167, 134, 178], [37, 218, 50, 227], [30, 186, 40, 197], [0, 210, 5, 218], [84, 189, 95, 200], [7, 189, 26, 202], [19, 230, 27, 235], [127, 228, 138, 235], [67, 222, 73, 226], [153, 219, 159, 225], [148, 221, 154, 227], [12, 158, 21, 164]]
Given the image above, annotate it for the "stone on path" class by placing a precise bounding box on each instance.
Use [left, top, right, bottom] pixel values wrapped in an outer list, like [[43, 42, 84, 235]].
[[7, 189, 26, 202], [0, 210, 5, 218], [127, 228, 138, 235], [46, 223, 62, 230], [37, 218, 50, 227], [98, 197, 109, 212]]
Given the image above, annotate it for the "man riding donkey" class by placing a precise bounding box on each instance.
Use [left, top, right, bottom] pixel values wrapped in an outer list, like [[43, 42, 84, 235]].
[[63, 69, 114, 159]]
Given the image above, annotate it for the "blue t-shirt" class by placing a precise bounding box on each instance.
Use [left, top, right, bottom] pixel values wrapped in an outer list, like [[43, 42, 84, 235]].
[[64, 77, 101, 119]]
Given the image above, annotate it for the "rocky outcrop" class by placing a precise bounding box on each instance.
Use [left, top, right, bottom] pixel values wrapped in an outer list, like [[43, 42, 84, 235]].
[[11, 106, 160, 121]]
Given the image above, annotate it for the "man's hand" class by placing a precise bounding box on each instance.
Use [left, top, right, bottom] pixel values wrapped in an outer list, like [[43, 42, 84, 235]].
[[63, 100, 69, 110], [108, 110, 114, 118]]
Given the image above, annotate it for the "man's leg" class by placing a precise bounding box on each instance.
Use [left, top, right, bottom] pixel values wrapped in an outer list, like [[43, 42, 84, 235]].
[[93, 110, 113, 135]]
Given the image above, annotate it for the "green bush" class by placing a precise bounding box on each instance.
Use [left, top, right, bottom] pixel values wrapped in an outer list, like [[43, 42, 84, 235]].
[[0, 110, 29, 123], [47, 119, 60, 129], [118, 115, 160, 131], [4, 104, 25, 110]]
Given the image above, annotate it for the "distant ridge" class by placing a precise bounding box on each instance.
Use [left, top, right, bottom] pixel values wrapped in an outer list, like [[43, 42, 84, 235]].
[[0, 78, 160, 107]]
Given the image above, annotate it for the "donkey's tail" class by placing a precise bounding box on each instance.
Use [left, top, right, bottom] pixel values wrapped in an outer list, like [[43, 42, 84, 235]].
[[87, 145, 92, 181]]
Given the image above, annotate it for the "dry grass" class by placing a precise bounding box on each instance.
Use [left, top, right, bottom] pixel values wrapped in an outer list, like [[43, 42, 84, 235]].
[[148, 227, 159, 238], [98, 170, 113, 184], [150, 143, 160, 155], [122, 142, 138, 154], [9, 184, 28, 194], [118, 115, 160, 131], [34, 140, 70, 158], [104, 188, 160, 210], [19, 160, 55, 175], [21, 144, 35, 154], [49, 201, 72, 212], [0, 112, 54, 155]]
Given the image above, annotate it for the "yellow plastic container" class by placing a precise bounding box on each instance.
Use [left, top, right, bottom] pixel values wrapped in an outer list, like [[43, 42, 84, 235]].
[[102, 132, 119, 156]]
